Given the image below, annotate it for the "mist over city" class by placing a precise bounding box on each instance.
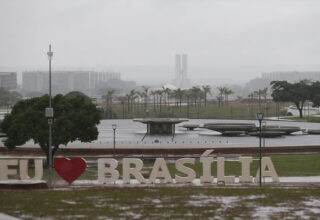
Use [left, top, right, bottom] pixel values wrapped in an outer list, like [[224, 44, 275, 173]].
[[1, 0, 320, 87]]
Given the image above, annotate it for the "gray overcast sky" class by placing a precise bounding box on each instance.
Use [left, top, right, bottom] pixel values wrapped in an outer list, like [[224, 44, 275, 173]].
[[1, 0, 320, 84]]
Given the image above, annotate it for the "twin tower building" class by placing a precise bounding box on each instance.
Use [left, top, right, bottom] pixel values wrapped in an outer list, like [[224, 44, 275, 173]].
[[174, 54, 190, 89]]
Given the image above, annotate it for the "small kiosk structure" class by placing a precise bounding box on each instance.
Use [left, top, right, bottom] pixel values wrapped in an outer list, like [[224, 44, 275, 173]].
[[133, 118, 188, 140]]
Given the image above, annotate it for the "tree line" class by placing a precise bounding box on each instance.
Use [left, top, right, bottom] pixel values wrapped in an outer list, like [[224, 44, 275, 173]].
[[102, 85, 238, 116]]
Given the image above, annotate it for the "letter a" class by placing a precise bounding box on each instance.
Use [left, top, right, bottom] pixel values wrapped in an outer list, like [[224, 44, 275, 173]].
[[149, 158, 172, 184], [255, 157, 279, 183]]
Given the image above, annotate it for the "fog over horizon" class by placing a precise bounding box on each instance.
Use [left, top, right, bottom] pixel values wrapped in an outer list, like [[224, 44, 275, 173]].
[[1, 0, 320, 85]]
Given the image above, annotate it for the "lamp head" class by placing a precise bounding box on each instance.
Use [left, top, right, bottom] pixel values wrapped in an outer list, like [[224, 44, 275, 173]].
[[256, 112, 264, 120], [47, 44, 53, 60], [112, 124, 117, 130]]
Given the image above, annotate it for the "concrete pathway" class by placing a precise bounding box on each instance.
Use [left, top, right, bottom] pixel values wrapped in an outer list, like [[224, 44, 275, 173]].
[[0, 213, 20, 220]]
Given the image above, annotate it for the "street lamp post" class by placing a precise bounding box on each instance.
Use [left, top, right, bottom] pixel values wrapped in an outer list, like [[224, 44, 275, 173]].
[[112, 124, 117, 157], [256, 112, 264, 187], [46, 44, 54, 187]]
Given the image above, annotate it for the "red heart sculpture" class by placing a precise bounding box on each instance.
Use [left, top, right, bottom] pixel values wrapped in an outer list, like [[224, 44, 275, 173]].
[[54, 158, 87, 184]]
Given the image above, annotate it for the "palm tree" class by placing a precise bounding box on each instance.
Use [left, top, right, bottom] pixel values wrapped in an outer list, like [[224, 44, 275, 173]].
[[173, 88, 185, 111], [216, 95, 223, 107], [199, 90, 206, 106], [106, 89, 116, 119], [155, 89, 164, 112], [202, 85, 211, 106], [127, 89, 137, 112], [136, 91, 144, 112], [150, 90, 157, 112], [190, 86, 201, 107], [217, 86, 226, 107], [106, 89, 116, 107], [224, 88, 233, 105], [117, 96, 127, 119], [185, 89, 192, 118], [261, 87, 268, 104], [168, 89, 175, 108], [142, 86, 149, 110], [248, 92, 255, 113], [253, 89, 263, 109], [162, 86, 171, 108], [125, 93, 131, 111]]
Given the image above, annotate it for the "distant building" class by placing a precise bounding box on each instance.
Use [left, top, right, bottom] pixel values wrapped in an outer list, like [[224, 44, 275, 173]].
[[0, 72, 17, 90], [262, 72, 320, 82], [174, 54, 190, 89], [89, 72, 121, 91], [22, 71, 121, 96]]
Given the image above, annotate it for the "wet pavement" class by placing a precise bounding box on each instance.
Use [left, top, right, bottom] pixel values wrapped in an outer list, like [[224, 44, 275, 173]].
[[2, 119, 318, 148]]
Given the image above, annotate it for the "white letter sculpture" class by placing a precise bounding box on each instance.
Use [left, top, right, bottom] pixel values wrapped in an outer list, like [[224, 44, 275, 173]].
[[98, 159, 119, 184], [217, 157, 235, 184], [200, 157, 214, 183], [175, 158, 196, 183], [123, 158, 146, 184], [0, 159, 18, 180], [19, 159, 43, 180], [255, 157, 280, 183], [149, 158, 172, 183], [239, 157, 253, 183]]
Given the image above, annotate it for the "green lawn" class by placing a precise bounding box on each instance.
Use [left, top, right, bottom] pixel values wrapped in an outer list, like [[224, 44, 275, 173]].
[[105, 103, 288, 120], [1, 187, 320, 219], [289, 116, 320, 123]]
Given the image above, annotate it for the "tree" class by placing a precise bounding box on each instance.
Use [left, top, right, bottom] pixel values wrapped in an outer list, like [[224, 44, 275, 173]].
[[142, 86, 149, 110], [162, 86, 171, 108], [217, 87, 225, 107], [155, 90, 164, 112], [136, 91, 144, 110], [106, 89, 116, 107], [117, 96, 127, 119], [173, 88, 185, 111], [261, 88, 268, 104], [129, 89, 138, 112], [126, 89, 137, 112], [190, 86, 201, 106], [310, 81, 320, 107], [271, 80, 311, 118], [102, 89, 116, 119], [65, 91, 92, 104], [1, 94, 101, 164], [202, 85, 211, 106], [150, 90, 157, 112], [125, 93, 131, 111], [253, 90, 261, 108], [224, 88, 233, 105]]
